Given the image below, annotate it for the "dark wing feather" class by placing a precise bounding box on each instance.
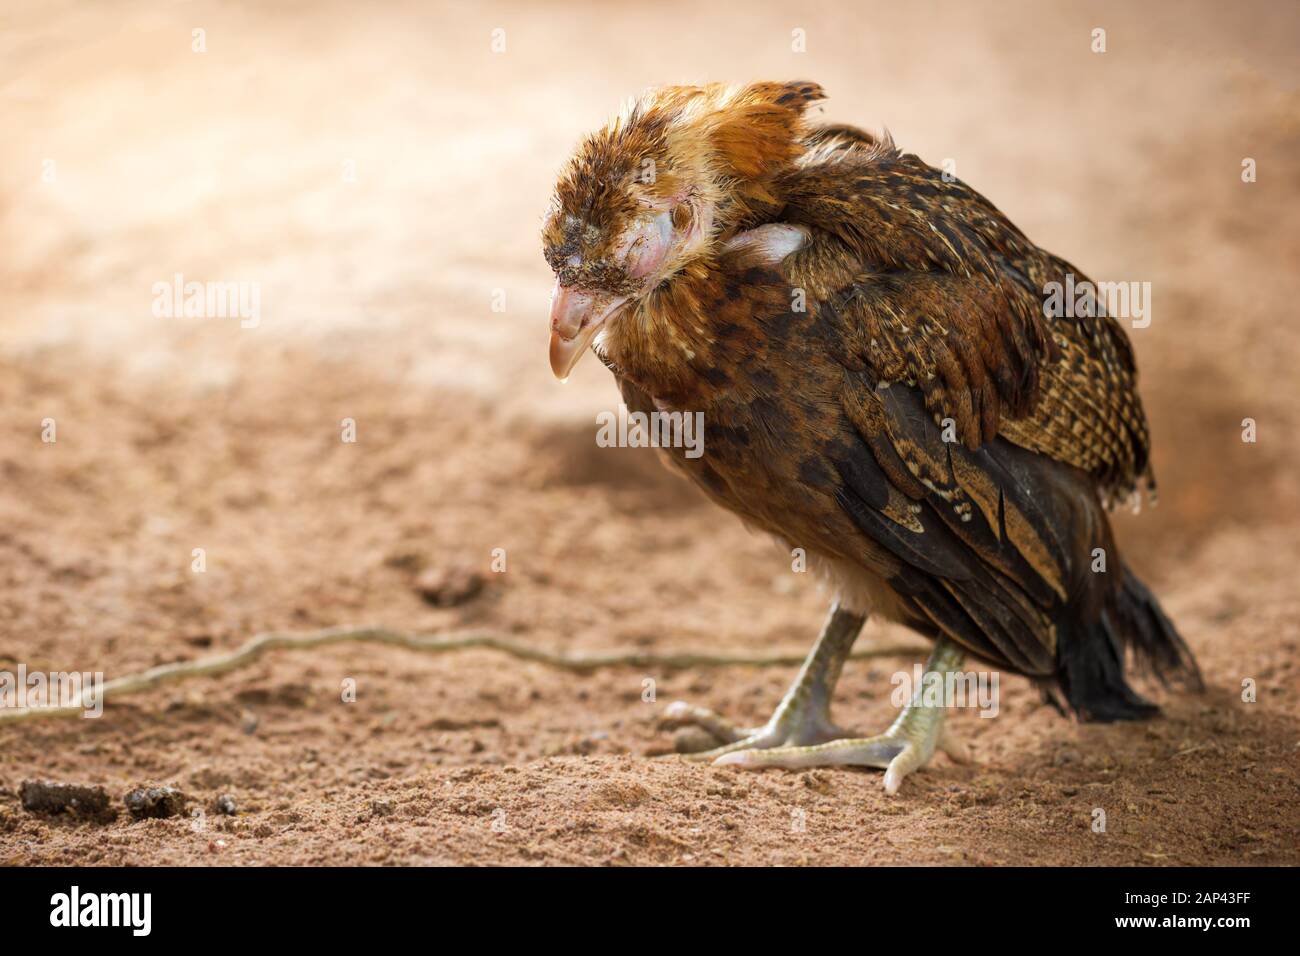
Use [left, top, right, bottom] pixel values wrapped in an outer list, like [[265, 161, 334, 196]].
[[756, 142, 1156, 672], [776, 140, 1154, 504], [830, 374, 1078, 674]]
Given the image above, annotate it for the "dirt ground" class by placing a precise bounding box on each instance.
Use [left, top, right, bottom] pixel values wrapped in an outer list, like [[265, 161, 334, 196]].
[[1, 0, 1298, 866]]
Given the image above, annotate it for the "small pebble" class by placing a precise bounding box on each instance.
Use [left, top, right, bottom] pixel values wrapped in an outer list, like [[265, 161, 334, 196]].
[[415, 565, 485, 607], [124, 786, 188, 820]]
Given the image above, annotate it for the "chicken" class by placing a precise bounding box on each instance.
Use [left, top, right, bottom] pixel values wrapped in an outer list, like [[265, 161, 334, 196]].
[[542, 81, 1201, 793]]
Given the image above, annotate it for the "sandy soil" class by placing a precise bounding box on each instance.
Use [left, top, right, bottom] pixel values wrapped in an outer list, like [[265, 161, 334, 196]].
[[1, 0, 1297, 866]]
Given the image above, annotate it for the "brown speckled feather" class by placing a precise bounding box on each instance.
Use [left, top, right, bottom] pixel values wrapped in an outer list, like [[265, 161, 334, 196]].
[[553, 81, 1199, 714], [775, 132, 1153, 504]]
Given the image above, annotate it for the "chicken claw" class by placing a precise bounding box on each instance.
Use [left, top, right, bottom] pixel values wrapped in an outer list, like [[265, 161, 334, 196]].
[[662, 602, 864, 754], [673, 630, 970, 794], [714, 693, 970, 796], [661, 702, 754, 745], [665, 700, 850, 759]]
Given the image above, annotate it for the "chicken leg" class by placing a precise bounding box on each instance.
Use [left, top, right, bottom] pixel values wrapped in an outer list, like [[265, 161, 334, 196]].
[[665, 601, 865, 755], [664, 605, 969, 793]]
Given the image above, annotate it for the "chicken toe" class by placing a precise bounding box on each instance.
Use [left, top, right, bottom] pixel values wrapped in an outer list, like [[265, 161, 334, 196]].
[[661, 602, 866, 758], [712, 638, 970, 794]]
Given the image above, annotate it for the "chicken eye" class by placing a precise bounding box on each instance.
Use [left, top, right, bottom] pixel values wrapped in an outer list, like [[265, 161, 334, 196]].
[[617, 212, 674, 279]]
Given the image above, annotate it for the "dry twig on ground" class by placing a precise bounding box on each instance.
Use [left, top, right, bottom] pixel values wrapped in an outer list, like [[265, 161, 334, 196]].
[[0, 625, 923, 726]]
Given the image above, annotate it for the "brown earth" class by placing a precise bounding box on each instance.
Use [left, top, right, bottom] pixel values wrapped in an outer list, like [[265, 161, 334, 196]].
[[1, 0, 1297, 866]]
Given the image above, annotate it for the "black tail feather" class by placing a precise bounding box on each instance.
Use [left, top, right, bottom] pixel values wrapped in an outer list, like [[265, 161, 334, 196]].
[[1057, 566, 1202, 722]]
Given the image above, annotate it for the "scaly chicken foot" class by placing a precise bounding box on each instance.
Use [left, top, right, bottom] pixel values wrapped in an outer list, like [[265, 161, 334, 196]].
[[663, 602, 866, 757], [714, 637, 970, 794]]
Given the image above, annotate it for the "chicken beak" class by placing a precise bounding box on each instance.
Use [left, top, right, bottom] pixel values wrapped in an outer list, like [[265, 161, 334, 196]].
[[548, 281, 628, 380]]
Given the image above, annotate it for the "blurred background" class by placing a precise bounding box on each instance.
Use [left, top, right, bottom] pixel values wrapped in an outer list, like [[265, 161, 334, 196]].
[[1, 0, 1297, 865]]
